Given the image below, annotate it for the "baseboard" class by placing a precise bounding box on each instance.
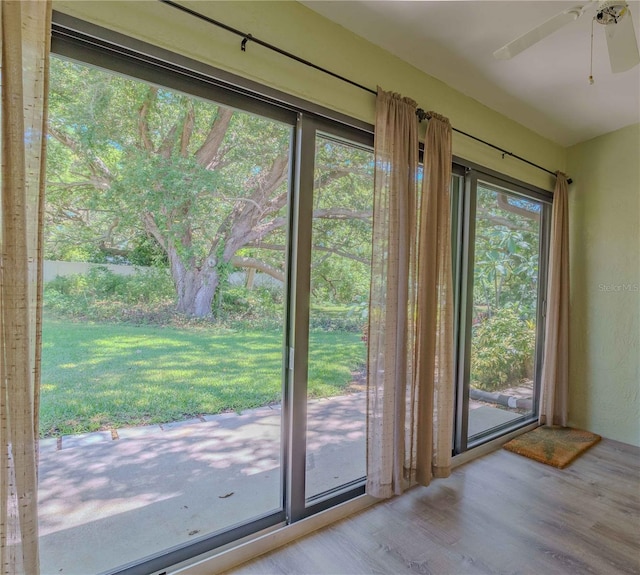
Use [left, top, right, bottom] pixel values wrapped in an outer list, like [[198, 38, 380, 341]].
[[168, 494, 378, 574], [452, 421, 539, 468]]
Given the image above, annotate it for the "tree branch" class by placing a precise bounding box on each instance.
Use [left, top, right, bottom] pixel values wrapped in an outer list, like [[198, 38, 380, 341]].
[[313, 208, 372, 221], [195, 107, 234, 169], [477, 208, 535, 232], [48, 126, 113, 183], [138, 87, 157, 152], [248, 242, 369, 265], [142, 212, 167, 252], [158, 124, 178, 159], [497, 193, 540, 222], [180, 103, 195, 158], [231, 256, 284, 283]]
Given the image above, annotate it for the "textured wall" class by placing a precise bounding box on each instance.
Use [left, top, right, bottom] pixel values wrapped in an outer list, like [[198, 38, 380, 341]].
[[567, 123, 640, 446]]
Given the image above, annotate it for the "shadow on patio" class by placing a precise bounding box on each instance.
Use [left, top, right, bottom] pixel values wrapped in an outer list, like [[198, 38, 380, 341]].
[[38, 393, 366, 575]]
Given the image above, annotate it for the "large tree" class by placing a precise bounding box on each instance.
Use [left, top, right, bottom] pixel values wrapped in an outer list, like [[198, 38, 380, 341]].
[[46, 57, 373, 317]]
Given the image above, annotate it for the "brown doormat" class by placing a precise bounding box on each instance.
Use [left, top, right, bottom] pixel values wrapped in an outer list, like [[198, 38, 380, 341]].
[[503, 426, 601, 469]]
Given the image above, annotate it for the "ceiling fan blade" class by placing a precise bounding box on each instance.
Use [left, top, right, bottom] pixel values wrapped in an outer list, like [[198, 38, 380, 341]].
[[605, 10, 640, 73], [493, 5, 587, 60]]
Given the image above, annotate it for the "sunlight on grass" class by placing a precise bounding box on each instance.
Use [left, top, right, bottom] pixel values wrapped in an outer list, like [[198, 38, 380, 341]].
[[41, 319, 366, 437]]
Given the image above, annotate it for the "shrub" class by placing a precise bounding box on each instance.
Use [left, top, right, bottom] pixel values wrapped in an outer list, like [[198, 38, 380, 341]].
[[44, 266, 175, 322], [221, 285, 281, 318], [470, 305, 535, 391], [308, 315, 364, 333]]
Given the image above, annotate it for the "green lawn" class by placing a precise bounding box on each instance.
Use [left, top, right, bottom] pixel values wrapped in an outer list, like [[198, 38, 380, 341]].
[[41, 318, 366, 437]]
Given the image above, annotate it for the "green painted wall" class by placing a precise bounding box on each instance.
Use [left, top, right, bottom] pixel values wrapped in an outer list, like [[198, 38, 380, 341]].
[[567, 123, 640, 446], [53, 0, 565, 191]]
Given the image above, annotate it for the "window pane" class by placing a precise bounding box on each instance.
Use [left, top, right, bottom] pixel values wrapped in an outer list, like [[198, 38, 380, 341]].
[[467, 183, 541, 440], [40, 56, 291, 574], [305, 134, 373, 502]]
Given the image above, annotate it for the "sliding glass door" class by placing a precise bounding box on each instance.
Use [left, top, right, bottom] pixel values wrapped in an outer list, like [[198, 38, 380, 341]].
[[43, 26, 373, 574], [455, 171, 550, 452], [287, 119, 371, 522], [41, 53, 293, 575], [305, 133, 372, 503]]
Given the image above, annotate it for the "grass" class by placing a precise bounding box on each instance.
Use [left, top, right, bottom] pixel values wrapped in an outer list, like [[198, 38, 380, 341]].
[[41, 318, 366, 437]]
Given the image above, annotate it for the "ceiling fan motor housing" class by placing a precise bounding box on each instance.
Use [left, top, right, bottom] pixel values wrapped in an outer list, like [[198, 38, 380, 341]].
[[596, 1, 629, 25]]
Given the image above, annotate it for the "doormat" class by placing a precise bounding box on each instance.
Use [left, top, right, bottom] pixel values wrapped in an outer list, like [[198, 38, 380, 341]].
[[503, 426, 601, 469]]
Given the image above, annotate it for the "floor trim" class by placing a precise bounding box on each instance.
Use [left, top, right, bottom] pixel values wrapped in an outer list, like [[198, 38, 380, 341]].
[[167, 495, 378, 575], [452, 421, 539, 468]]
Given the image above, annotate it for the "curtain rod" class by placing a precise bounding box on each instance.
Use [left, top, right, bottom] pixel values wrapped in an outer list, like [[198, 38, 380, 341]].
[[159, 0, 571, 184]]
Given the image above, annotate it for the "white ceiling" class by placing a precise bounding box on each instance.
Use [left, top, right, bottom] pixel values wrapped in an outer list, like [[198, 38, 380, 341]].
[[302, 1, 640, 147]]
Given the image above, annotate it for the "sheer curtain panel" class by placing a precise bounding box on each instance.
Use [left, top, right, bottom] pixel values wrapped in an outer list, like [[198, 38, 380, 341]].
[[539, 172, 570, 427], [367, 89, 419, 498], [413, 112, 454, 485], [0, 1, 51, 573]]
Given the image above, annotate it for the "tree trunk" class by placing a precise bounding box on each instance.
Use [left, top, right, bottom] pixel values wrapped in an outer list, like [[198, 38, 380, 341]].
[[175, 269, 219, 317], [170, 254, 220, 318]]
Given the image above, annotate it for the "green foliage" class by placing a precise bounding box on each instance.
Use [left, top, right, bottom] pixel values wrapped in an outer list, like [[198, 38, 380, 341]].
[[219, 285, 283, 329], [470, 305, 535, 391], [308, 315, 364, 333], [309, 135, 373, 307], [46, 57, 373, 316], [473, 186, 540, 322], [128, 236, 169, 267], [310, 304, 366, 333], [469, 186, 541, 392], [44, 267, 175, 322]]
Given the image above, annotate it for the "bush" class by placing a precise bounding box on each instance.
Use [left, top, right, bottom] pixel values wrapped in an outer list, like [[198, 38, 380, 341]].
[[215, 285, 284, 329], [470, 305, 535, 391], [44, 266, 175, 322], [308, 315, 364, 333]]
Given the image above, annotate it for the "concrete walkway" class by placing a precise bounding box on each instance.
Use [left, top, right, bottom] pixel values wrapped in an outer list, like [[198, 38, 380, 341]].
[[38, 393, 366, 575]]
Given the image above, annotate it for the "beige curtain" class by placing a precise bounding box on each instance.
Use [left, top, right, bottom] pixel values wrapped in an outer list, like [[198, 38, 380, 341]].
[[1, 1, 51, 573], [413, 112, 454, 484], [539, 172, 569, 427], [367, 88, 419, 498], [367, 91, 454, 498]]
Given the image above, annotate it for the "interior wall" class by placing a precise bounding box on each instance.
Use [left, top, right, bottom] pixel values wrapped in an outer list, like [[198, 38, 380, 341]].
[[52, 0, 565, 191], [567, 123, 640, 446]]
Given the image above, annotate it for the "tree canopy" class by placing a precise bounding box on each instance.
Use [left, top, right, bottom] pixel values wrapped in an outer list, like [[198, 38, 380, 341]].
[[46, 56, 373, 317]]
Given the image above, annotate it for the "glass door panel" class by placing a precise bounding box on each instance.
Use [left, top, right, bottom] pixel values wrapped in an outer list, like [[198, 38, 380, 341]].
[[40, 55, 291, 574], [304, 134, 373, 502], [466, 182, 542, 441]]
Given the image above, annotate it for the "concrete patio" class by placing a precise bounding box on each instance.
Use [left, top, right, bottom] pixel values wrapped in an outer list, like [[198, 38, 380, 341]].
[[38, 389, 530, 575], [38, 393, 367, 575]]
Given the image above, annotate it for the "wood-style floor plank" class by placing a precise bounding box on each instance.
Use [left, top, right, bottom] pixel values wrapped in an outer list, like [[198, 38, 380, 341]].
[[225, 439, 640, 575]]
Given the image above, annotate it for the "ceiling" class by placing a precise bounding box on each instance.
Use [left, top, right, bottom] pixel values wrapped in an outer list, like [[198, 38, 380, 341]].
[[301, 1, 640, 147]]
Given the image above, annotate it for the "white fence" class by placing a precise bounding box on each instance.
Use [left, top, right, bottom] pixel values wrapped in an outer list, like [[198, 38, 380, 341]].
[[43, 260, 282, 289], [43, 260, 150, 283]]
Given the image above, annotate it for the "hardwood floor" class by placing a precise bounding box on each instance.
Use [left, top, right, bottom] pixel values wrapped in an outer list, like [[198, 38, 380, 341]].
[[225, 439, 640, 575]]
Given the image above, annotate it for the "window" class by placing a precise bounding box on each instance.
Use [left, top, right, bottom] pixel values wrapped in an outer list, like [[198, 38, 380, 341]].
[[41, 17, 372, 575], [452, 168, 551, 453]]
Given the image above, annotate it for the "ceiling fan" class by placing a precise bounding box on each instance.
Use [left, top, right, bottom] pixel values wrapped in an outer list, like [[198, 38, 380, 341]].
[[494, 1, 640, 74]]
